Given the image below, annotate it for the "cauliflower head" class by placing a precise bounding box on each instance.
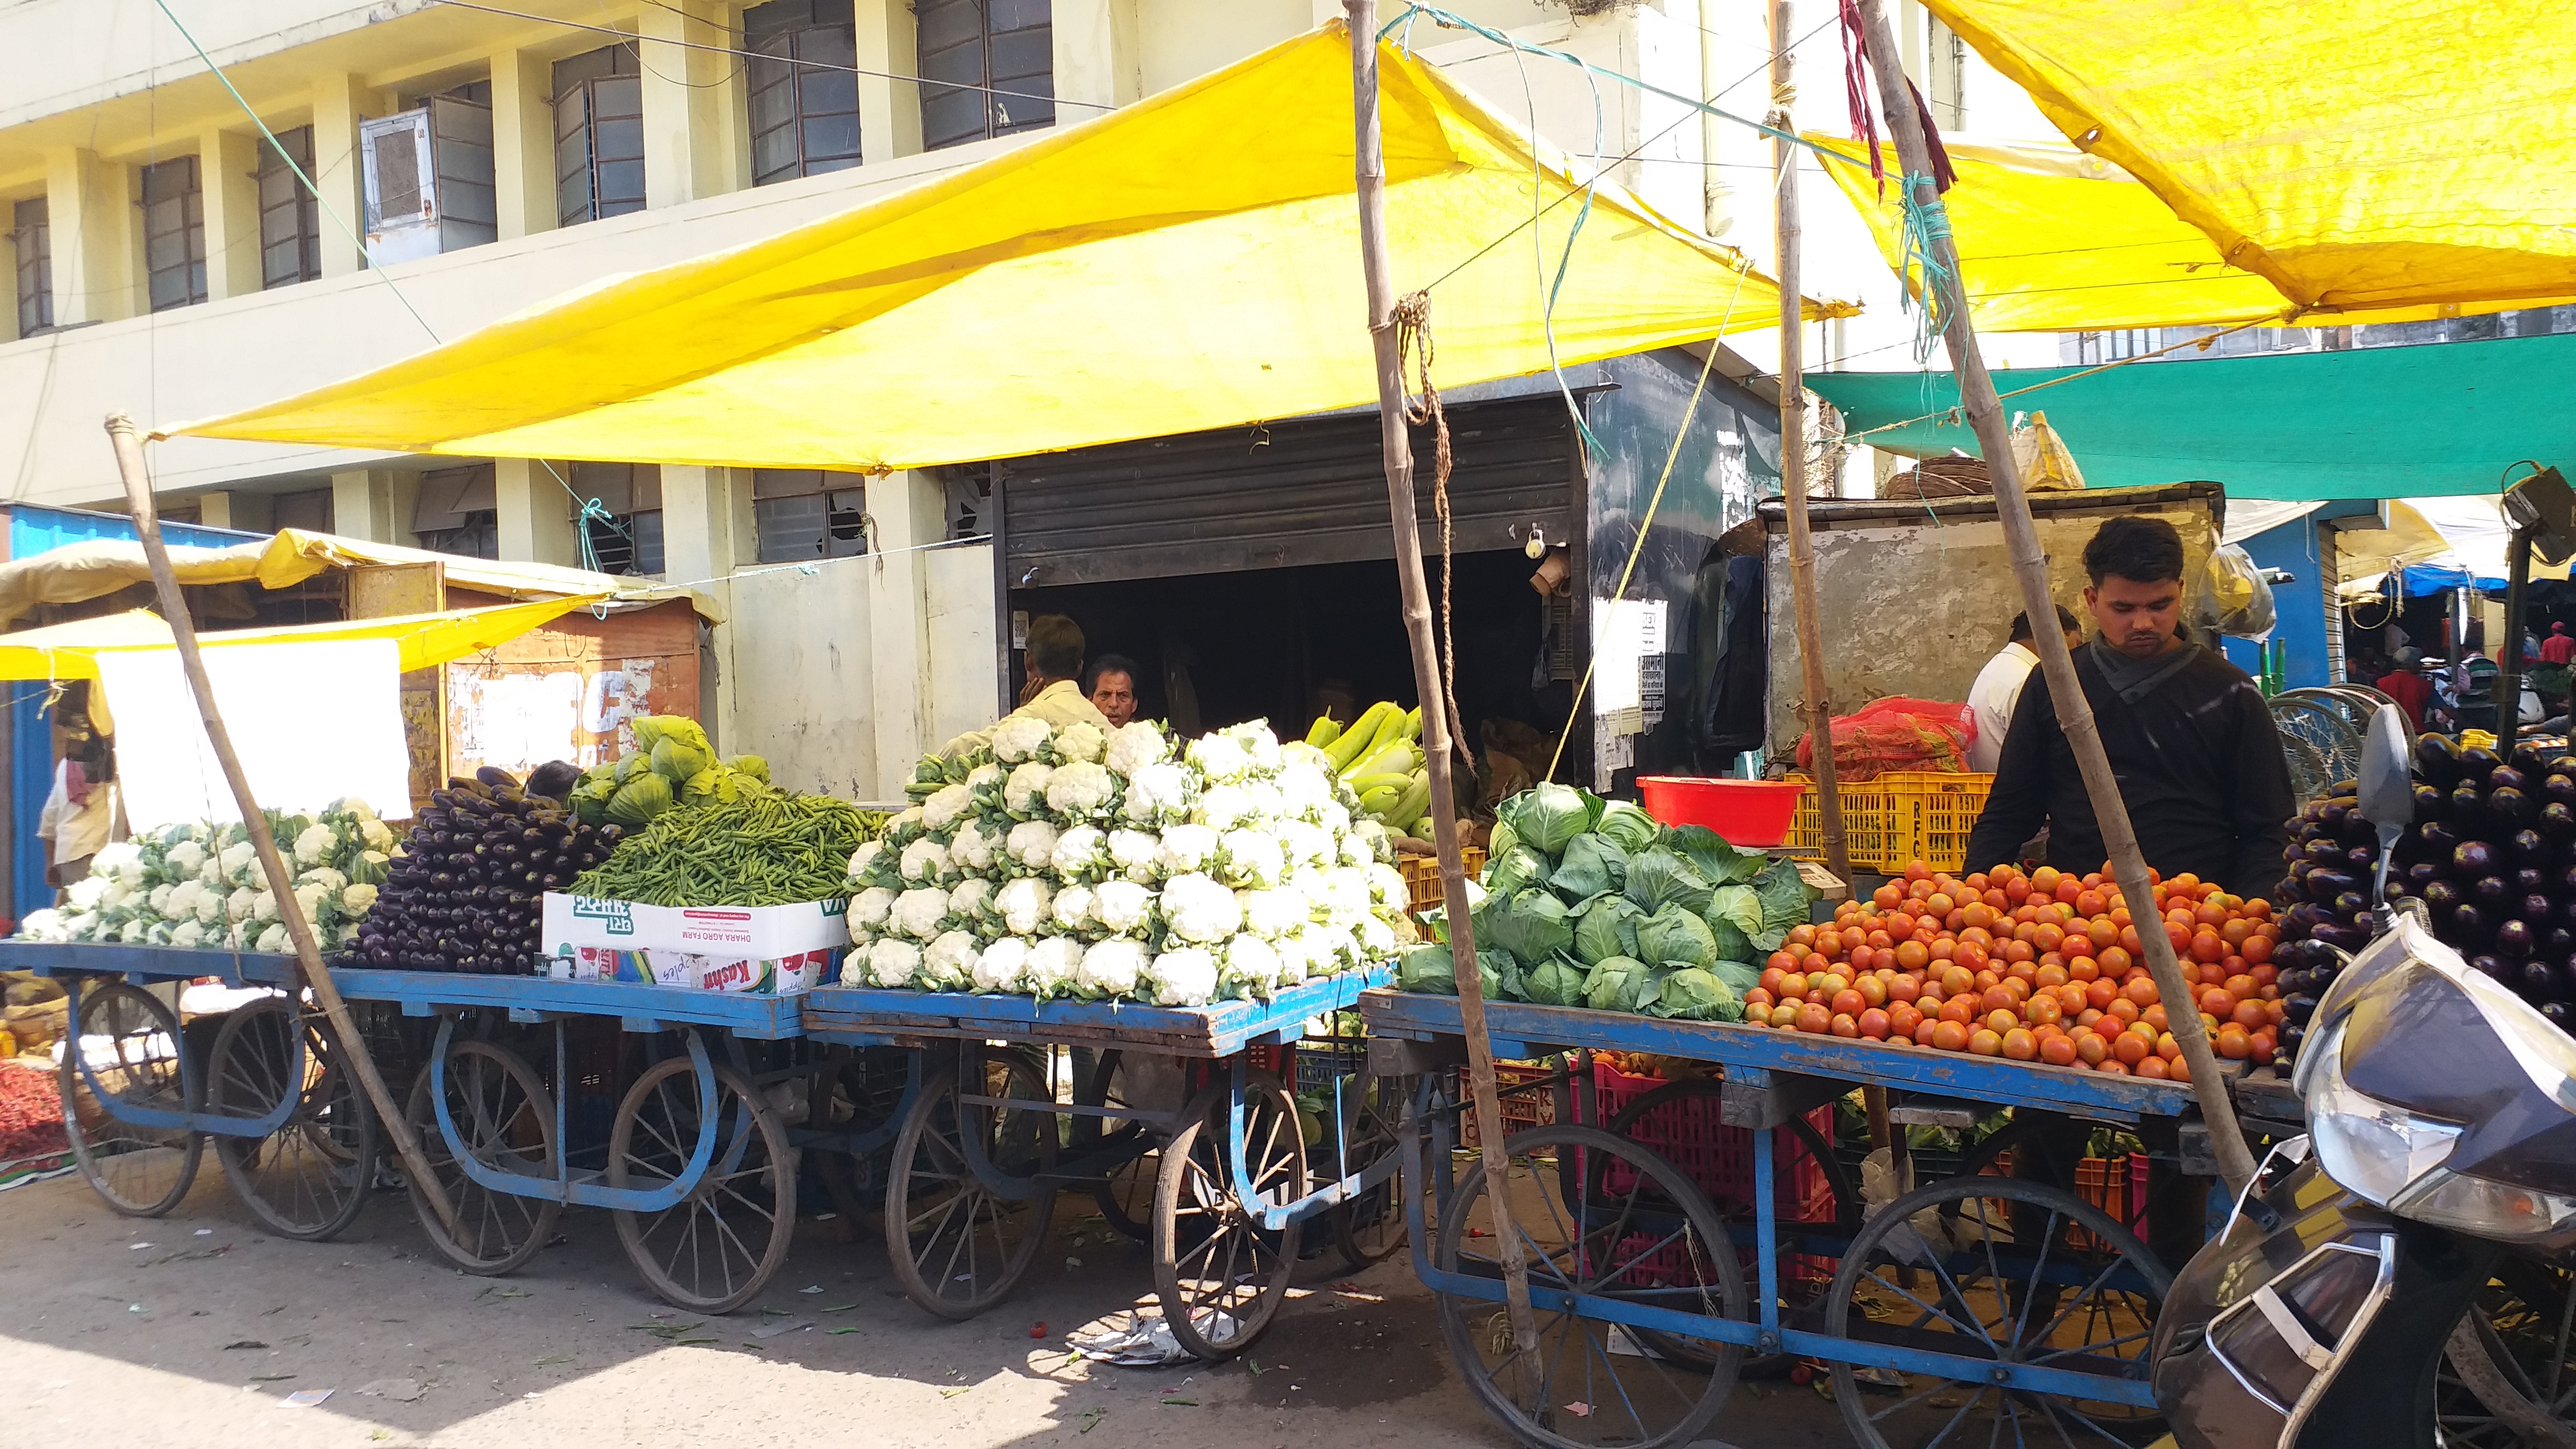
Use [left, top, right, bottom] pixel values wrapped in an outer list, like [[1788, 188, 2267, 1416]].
[[1076, 937, 1147, 999], [850, 886, 898, 930], [1092, 879, 1155, 936], [862, 937, 922, 988], [996, 877, 1055, 936], [1045, 761, 1116, 821], [1147, 948, 1219, 1007], [991, 715, 1055, 764], [1005, 820, 1062, 873], [891, 886, 953, 940], [1024, 937, 1085, 997], [1103, 721, 1171, 778], [1159, 873, 1243, 945], [1052, 720, 1107, 765], [973, 936, 1031, 993]]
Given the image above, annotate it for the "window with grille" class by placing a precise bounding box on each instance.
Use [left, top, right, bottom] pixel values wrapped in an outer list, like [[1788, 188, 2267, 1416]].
[[141, 156, 207, 311], [555, 45, 647, 227], [570, 460, 665, 575], [11, 197, 49, 335], [413, 463, 500, 559], [747, 0, 863, 184], [917, 0, 1053, 152], [257, 126, 321, 290], [752, 468, 869, 562]]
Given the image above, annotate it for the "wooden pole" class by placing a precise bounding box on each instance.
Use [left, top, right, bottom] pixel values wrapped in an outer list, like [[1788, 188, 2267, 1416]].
[[1772, 0, 1850, 886], [103, 413, 461, 1234], [1343, 0, 1541, 1384], [1845, 2, 2258, 1193]]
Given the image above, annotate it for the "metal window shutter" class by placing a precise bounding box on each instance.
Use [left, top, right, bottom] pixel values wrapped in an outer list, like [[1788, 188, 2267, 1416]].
[[997, 398, 1576, 588]]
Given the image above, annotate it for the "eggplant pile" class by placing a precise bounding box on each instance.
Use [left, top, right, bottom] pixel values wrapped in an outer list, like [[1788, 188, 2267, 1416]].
[[2271, 735, 2576, 1068], [347, 765, 622, 974]]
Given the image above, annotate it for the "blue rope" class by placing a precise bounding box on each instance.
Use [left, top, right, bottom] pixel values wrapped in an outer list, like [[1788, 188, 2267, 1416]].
[[1896, 174, 1956, 363], [574, 497, 621, 575]]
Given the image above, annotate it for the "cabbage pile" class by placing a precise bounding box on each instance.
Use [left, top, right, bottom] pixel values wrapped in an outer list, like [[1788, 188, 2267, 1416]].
[[16, 799, 397, 953], [845, 718, 1414, 1007], [566, 714, 771, 830], [1398, 782, 1814, 1023]]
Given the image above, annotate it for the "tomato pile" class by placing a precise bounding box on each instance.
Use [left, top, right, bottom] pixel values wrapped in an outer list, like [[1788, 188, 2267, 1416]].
[[1742, 860, 2284, 1076]]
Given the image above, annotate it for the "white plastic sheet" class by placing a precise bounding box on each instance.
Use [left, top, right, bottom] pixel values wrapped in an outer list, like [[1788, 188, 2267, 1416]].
[[94, 638, 414, 828]]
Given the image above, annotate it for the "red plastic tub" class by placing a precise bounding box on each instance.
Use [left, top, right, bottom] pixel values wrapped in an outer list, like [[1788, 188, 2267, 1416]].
[[1635, 776, 1804, 847]]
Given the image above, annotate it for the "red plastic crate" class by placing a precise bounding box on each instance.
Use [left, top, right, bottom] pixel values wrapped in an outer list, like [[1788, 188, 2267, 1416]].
[[1590, 1060, 1838, 1291]]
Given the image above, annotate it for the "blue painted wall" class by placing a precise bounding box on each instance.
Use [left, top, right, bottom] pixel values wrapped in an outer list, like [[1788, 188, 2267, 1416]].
[[10, 506, 261, 916], [2220, 516, 2331, 689]]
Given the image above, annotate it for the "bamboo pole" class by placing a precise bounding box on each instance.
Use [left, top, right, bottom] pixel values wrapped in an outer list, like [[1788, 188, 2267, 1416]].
[[1845, 2, 2258, 1193], [1343, 0, 1541, 1385], [103, 413, 461, 1234], [1772, 0, 1850, 886]]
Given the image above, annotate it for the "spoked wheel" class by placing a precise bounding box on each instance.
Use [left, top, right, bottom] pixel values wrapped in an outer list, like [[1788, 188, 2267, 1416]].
[[609, 1052, 796, 1314], [1434, 1122, 1747, 1448], [405, 1036, 561, 1275], [1153, 1076, 1307, 1360], [810, 1044, 917, 1224], [1593, 1078, 1857, 1371], [57, 981, 202, 1216], [1825, 1175, 2171, 1449], [884, 1047, 1057, 1320], [2438, 1253, 2576, 1446], [1300, 1068, 1412, 1282], [206, 998, 377, 1240], [1072, 1049, 1157, 1243]]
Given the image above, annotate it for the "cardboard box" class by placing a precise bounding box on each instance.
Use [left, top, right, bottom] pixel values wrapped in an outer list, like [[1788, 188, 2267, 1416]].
[[541, 894, 847, 997]]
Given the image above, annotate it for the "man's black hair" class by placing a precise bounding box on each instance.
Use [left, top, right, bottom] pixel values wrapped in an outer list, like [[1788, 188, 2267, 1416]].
[[1025, 614, 1086, 682], [1085, 654, 1141, 694], [2082, 516, 2187, 587], [2009, 604, 2083, 643]]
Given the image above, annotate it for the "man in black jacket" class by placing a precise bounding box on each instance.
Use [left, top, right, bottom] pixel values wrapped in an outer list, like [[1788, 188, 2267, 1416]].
[[1962, 517, 2295, 898]]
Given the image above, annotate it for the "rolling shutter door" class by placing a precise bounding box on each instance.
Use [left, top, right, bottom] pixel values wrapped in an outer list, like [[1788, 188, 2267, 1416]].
[[997, 397, 1578, 587]]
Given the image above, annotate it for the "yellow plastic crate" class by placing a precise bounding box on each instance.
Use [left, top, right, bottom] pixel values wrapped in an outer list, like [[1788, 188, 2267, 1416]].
[[1779, 771, 1995, 874], [1400, 847, 1488, 913]]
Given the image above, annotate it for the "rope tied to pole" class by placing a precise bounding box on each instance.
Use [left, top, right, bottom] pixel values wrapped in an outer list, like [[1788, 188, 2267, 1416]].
[[1896, 175, 1957, 362], [1394, 290, 1474, 776]]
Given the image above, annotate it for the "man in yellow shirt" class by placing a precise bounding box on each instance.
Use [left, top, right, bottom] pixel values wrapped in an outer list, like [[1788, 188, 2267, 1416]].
[[944, 614, 1110, 755]]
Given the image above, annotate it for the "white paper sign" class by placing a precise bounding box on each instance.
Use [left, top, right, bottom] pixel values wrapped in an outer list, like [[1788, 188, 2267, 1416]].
[[96, 638, 414, 828]]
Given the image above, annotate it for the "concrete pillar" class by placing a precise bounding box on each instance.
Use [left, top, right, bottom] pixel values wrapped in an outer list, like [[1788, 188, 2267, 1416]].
[[45, 148, 136, 325], [640, 0, 744, 209], [311, 74, 375, 276], [198, 128, 263, 300], [864, 469, 948, 798], [1052, 0, 1142, 112], [657, 465, 751, 585], [854, 0, 923, 164], [489, 47, 558, 240], [494, 457, 577, 564], [195, 491, 276, 532], [330, 468, 416, 546], [0, 221, 16, 343]]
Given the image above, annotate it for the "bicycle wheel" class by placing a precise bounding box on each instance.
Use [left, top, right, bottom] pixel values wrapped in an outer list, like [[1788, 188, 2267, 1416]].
[[1825, 1174, 2169, 1449], [2438, 1253, 2575, 1447], [57, 981, 201, 1216], [1153, 1077, 1305, 1360], [883, 1047, 1056, 1320], [405, 1036, 561, 1276], [206, 998, 377, 1241], [1433, 1122, 1748, 1449], [608, 1054, 796, 1314]]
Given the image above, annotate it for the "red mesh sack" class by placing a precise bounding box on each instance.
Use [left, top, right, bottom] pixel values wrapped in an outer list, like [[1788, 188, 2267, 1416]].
[[1792, 696, 1975, 780]]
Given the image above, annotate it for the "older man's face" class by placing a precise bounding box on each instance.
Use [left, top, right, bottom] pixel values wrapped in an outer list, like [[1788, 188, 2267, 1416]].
[[1091, 669, 1137, 728]]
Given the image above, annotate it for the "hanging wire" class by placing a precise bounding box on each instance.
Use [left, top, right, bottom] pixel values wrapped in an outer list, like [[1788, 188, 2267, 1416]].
[[1895, 173, 1956, 362]]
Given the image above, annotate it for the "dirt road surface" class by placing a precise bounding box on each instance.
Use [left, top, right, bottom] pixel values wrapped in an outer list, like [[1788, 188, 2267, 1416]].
[[0, 1167, 1852, 1448]]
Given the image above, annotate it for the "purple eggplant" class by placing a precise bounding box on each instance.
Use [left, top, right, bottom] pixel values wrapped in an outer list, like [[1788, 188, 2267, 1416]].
[[2461, 745, 2504, 781], [2407, 861, 2446, 887], [2517, 866, 2550, 894], [2454, 902, 2494, 940], [2522, 960, 2558, 994], [2419, 733, 2468, 786], [2312, 920, 2372, 951], [2491, 788, 2539, 827], [2470, 953, 2514, 984], [2453, 783, 2490, 823], [2421, 879, 2463, 912], [2545, 802, 2576, 839], [2414, 782, 2451, 818], [2498, 918, 2537, 959], [2513, 830, 2551, 865], [2304, 837, 2347, 865], [2528, 894, 2558, 925], [2492, 766, 2532, 797], [2346, 845, 2380, 873], [2421, 821, 2463, 855], [2544, 1003, 2573, 1034], [2456, 840, 2500, 875]]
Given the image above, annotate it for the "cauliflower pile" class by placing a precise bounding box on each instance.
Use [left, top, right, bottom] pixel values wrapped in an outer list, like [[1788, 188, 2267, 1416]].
[[15, 799, 397, 953], [850, 719, 1412, 1007]]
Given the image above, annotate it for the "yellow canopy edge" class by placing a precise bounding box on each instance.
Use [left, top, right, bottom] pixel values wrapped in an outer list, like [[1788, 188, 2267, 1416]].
[[0, 595, 609, 682], [1925, 0, 2576, 319], [166, 22, 1850, 472]]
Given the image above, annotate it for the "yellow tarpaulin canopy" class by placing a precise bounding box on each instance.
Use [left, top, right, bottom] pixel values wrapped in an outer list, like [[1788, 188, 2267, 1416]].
[[0, 594, 610, 681], [1808, 135, 2542, 333], [0, 527, 714, 624], [1926, 0, 2576, 320], [166, 22, 1848, 472]]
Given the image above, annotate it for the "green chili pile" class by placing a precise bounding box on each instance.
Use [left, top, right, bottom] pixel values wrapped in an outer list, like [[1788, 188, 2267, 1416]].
[[570, 791, 887, 907]]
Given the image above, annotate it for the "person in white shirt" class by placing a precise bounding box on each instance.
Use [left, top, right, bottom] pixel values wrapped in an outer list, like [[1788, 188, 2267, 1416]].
[[37, 730, 124, 892], [1966, 605, 2083, 773]]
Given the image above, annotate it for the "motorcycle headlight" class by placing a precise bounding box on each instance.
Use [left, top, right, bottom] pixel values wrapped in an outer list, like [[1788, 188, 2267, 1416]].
[[2304, 1018, 2460, 1206], [2391, 1167, 2576, 1242]]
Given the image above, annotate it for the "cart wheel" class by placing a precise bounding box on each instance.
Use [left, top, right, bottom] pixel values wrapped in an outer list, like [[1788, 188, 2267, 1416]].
[[1433, 1122, 1746, 1449], [1825, 1174, 2170, 1449], [1593, 1078, 1856, 1371], [884, 1047, 1056, 1320], [405, 1037, 562, 1276], [1072, 1049, 1156, 1243], [2438, 1252, 2575, 1446], [1152, 1076, 1306, 1360], [206, 998, 377, 1241], [810, 1044, 914, 1225], [1306, 1068, 1412, 1281], [609, 1053, 797, 1314], [57, 981, 202, 1217]]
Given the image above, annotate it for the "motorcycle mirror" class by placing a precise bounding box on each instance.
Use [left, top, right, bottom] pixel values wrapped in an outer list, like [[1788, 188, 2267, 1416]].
[[2359, 703, 2414, 912]]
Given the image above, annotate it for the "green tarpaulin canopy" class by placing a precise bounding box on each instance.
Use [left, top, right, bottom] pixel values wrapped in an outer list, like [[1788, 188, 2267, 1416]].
[[1805, 331, 2576, 501]]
